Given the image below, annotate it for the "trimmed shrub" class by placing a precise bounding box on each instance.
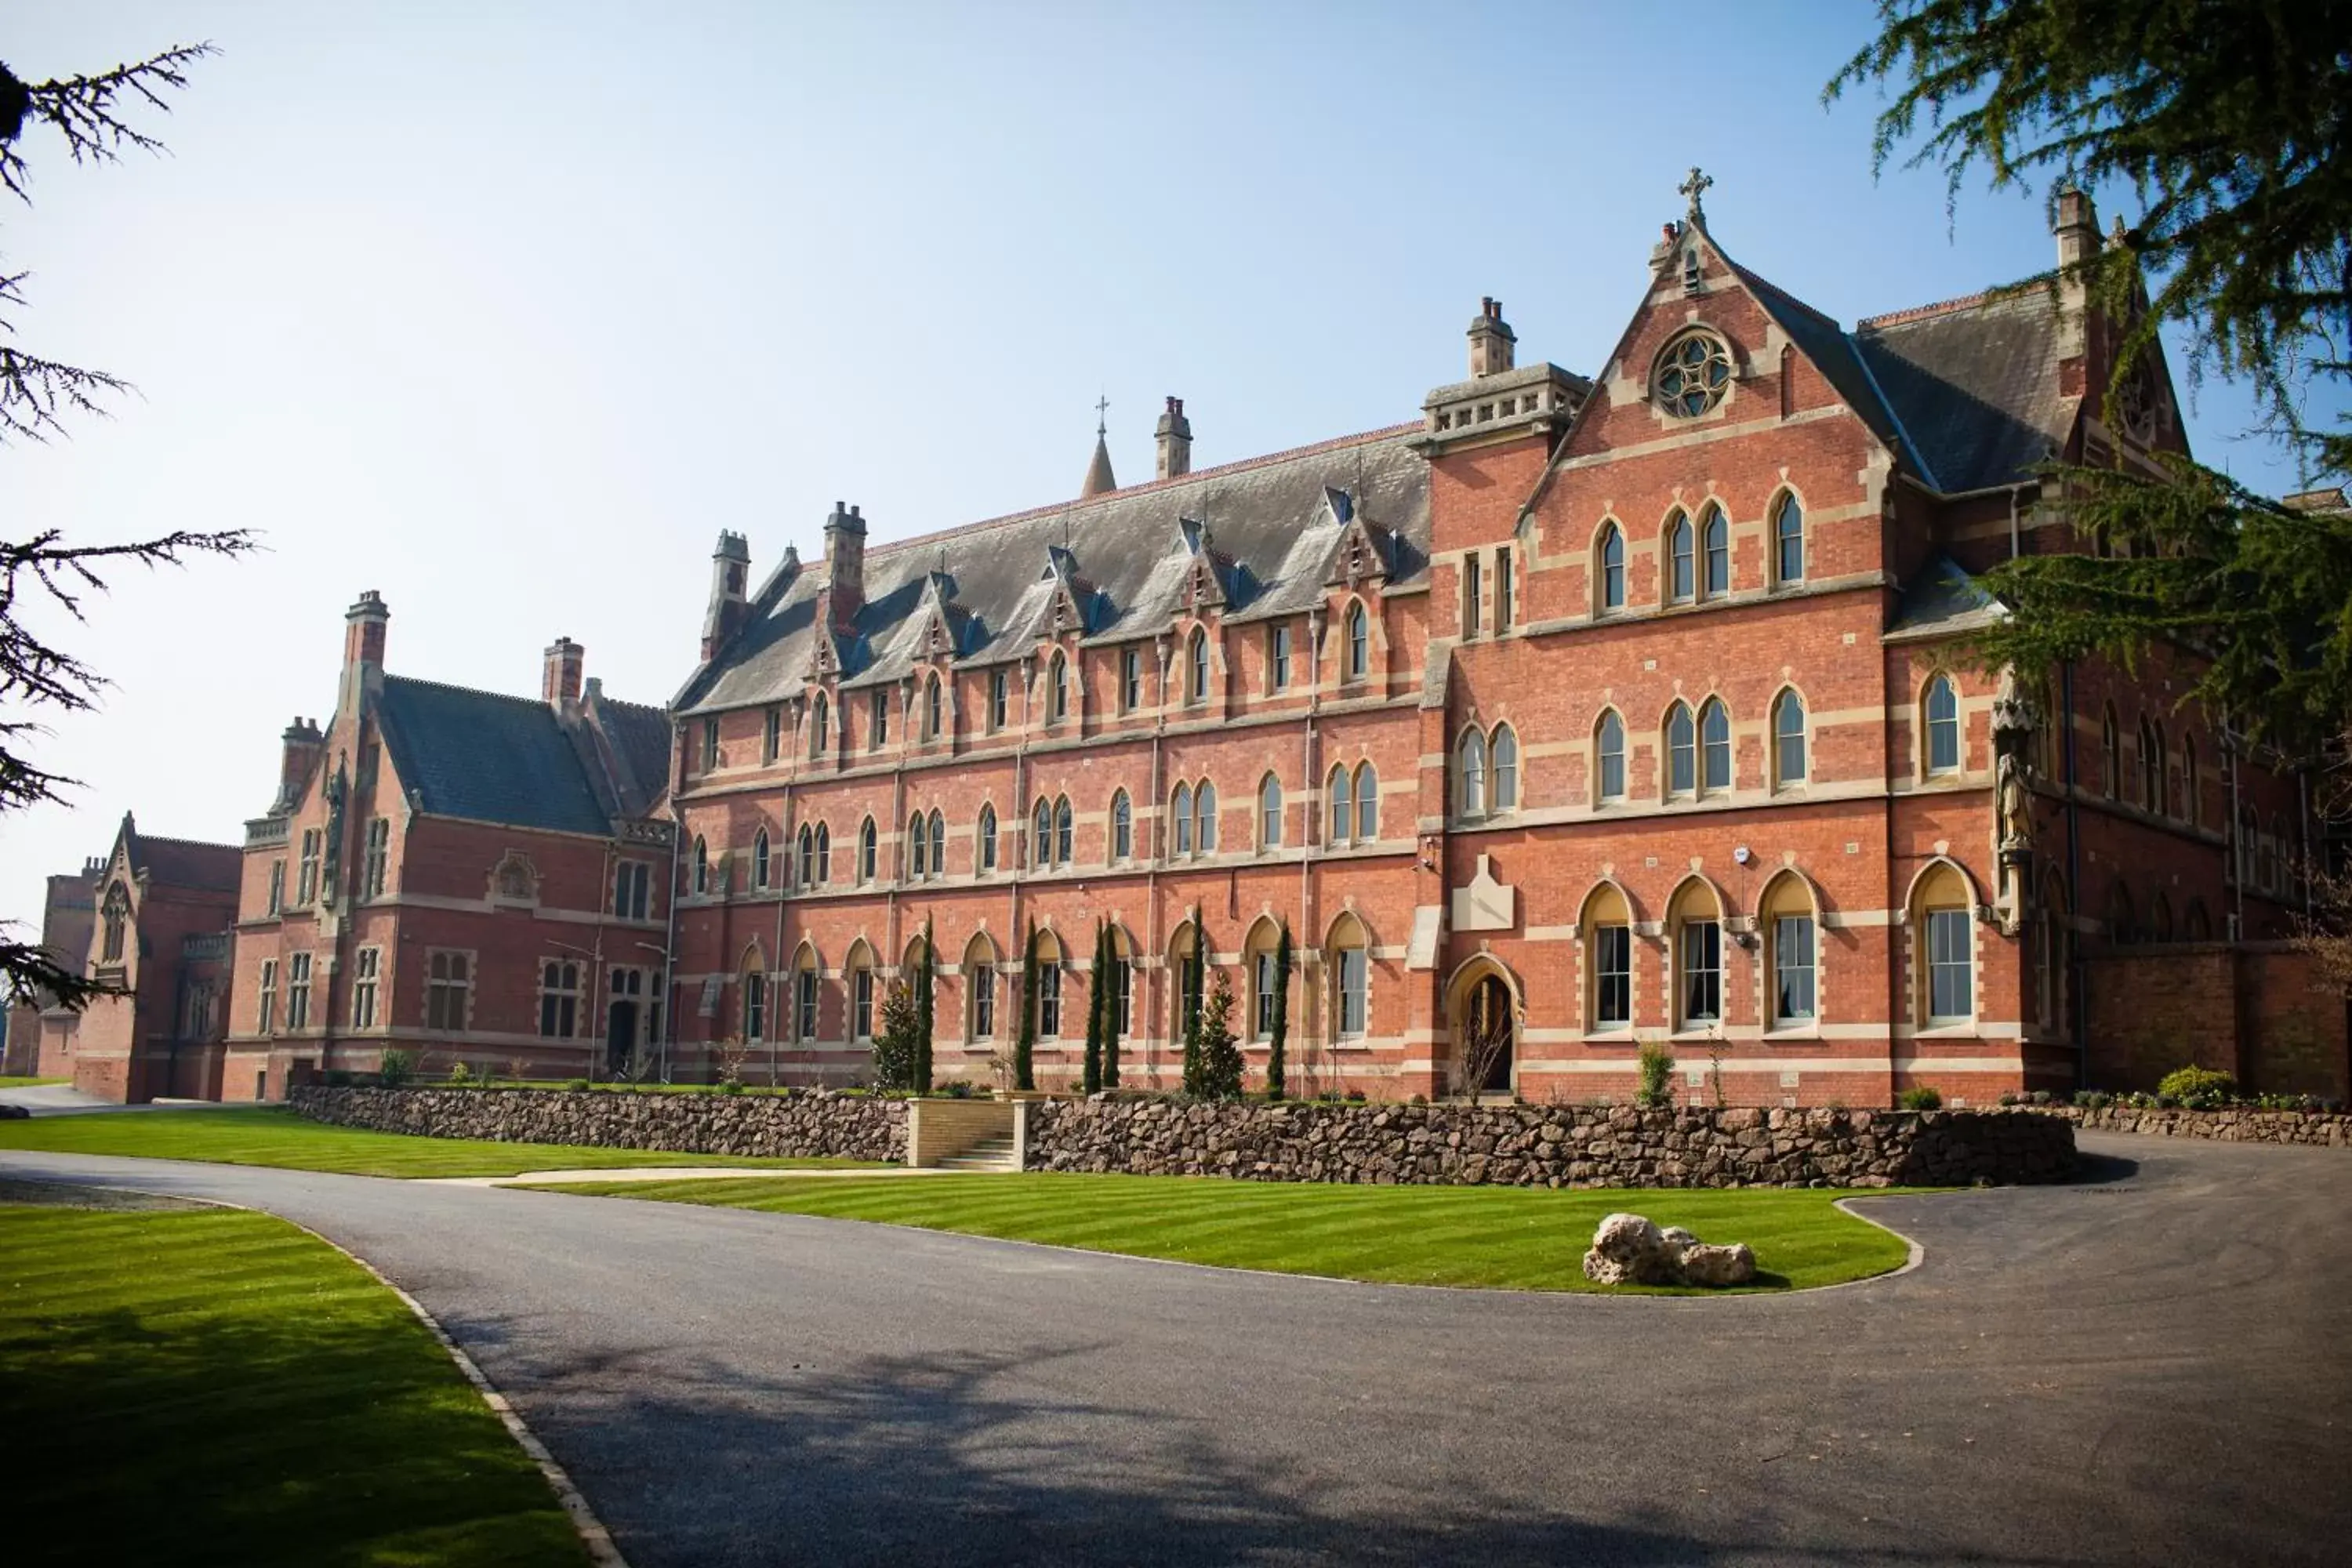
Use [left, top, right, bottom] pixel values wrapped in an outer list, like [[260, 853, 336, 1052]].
[[2156, 1065, 2238, 1106], [1635, 1043, 1675, 1108], [376, 1049, 416, 1089], [1897, 1085, 1943, 1110]]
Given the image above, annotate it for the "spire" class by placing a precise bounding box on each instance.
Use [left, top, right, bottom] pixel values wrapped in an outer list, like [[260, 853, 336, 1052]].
[[1080, 395, 1116, 499]]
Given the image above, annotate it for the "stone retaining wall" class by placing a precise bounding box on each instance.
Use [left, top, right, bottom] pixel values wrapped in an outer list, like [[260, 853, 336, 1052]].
[[1024, 1100, 2075, 1188], [289, 1085, 907, 1162], [2059, 1105, 2351, 1146]]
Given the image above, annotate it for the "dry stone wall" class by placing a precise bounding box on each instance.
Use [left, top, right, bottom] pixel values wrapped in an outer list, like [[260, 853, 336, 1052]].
[[289, 1085, 906, 1163], [1025, 1100, 2075, 1189], [2060, 1105, 2351, 1147]]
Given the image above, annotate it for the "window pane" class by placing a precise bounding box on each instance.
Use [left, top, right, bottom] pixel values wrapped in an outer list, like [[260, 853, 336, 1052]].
[[1595, 925, 1631, 1025], [1668, 707, 1694, 795], [1329, 768, 1350, 841], [1671, 521, 1693, 599], [1599, 714, 1626, 800], [1682, 920, 1721, 1022], [1703, 511, 1729, 596], [1602, 528, 1625, 609], [1927, 679, 1960, 773], [1929, 909, 1973, 1018], [1356, 764, 1378, 840], [1338, 949, 1367, 1035], [1775, 915, 1816, 1020], [1776, 496, 1804, 583], [1776, 695, 1807, 784], [1701, 702, 1731, 791], [1493, 729, 1518, 809]]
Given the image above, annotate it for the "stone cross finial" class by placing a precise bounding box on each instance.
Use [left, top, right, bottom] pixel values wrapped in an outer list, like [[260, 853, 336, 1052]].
[[1094, 392, 1110, 437], [1679, 165, 1712, 223]]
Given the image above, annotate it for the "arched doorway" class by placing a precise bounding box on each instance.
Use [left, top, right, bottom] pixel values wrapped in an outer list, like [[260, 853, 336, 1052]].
[[1457, 970, 1515, 1096]]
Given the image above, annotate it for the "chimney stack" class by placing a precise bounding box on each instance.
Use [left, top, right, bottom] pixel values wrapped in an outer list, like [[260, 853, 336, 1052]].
[[701, 531, 752, 661], [822, 503, 868, 630], [1467, 297, 1516, 378], [543, 636, 585, 711], [1154, 396, 1193, 481], [2052, 183, 2103, 361], [339, 590, 389, 716], [277, 716, 325, 812]]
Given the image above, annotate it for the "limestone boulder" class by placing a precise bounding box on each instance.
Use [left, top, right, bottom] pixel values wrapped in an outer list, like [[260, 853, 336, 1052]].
[[1675, 1241, 1757, 1287], [1581, 1211, 1679, 1285]]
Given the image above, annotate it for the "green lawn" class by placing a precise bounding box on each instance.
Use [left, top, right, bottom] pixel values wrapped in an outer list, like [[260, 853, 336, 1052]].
[[0, 1075, 65, 1087], [548, 1171, 1920, 1293], [0, 1107, 884, 1178], [0, 1203, 587, 1567]]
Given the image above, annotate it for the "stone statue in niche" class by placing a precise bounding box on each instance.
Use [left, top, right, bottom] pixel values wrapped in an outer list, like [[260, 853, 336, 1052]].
[[489, 849, 539, 905], [1988, 670, 2038, 934], [320, 753, 349, 906]]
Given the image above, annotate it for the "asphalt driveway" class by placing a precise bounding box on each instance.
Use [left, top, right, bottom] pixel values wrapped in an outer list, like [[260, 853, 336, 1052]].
[[4, 1134, 2347, 1566]]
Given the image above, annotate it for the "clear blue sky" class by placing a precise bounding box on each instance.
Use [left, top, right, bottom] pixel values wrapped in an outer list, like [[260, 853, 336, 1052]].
[[3, 2, 2332, 930]]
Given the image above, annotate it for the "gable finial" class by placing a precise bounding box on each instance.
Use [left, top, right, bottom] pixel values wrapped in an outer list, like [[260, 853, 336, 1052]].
[[1094, 391, 1110, 438], [1678, 165, 1712, 224]]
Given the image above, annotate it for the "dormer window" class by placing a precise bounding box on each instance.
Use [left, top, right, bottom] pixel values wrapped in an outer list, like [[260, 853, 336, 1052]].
[[1656, 330, 1732, 418]]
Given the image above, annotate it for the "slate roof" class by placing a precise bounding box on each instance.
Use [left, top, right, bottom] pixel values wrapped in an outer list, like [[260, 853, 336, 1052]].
[[122, 823, 242, 894], [1886, 553, 2006, 641], [1854, 280, 2074, 492], [375, 676, 625, 837], [682, 424, 1428, 715]]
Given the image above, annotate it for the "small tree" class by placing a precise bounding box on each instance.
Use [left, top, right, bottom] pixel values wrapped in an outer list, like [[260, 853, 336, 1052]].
[[1635, 1043, 1676, 1109], [1454, 992, 1513, 1108], [1101, 930, 1122, 1091], [1014, 918, 1038, 1092], [1081, 919, 1106, 1094], [1265, 921, 1293, 1100], [1196, 970, 1245, 1101], [871, 979, 921, 1091], [913, 916, 935, 1093]]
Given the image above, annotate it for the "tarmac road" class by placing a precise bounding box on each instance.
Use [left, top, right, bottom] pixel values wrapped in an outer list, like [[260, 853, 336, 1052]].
[[5, 1132, 2347, 1566]]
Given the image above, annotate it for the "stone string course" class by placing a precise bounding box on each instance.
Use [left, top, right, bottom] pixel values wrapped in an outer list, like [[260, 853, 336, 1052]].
[[289, 1085, 907, 1163], [2057, 1105, 2352, 1146]]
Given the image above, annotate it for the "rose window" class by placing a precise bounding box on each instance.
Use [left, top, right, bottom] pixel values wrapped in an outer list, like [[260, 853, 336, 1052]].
[[1656, 332, 1733, 417]]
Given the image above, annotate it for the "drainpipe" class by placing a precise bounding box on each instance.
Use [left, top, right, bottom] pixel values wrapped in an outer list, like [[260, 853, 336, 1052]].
[[772, 767, 793, 1089], [1301, 608, 1323, 1091], [660, 737, 684, 1084], [2227, 734, 2245, 936], [1007, 658, 1033, 1062], [2062, 660, 2085, 1075], [1145, 660, 1165, 1080]]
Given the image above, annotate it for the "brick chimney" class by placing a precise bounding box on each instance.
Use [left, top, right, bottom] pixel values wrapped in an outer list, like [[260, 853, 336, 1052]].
[[277, 717, 325, 811], [1468, 297, 1515, 378], [1155, 396, 1192, 481], [2053, 183, 2102, 359], [339, 590, 389, 715], [822, 503, 867, 629], [701, 532, 751, 661], [543, 636, 584, 711]]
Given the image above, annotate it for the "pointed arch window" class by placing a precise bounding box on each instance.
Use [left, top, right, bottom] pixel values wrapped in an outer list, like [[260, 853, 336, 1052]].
[[1173, 782, 1194, 856], [1049, 652, 1069, 721], [858, 818, 877, 883], [1665, 702, 1696, 798], [1328, 764, 1352, 843], [2182, 735, 2200, 826], [909, 814, 928, 878], [1584, 883, 1633, 1030], [978, 804, 998, 873], [1925, 677, 1961, 775], [1671, 880, 1723, 1026], [1596, 710, 1627, 803], [929, 810, 946, 876], [1345, 603, 1370, 679], [1258, 774, 1283, 849], [811, 693, 830, 757], [1773, 493, 1805, 585], [752, 828, 771, 890], [1054, 796, 1074, 866], [691, 836, 710, 895], [1597, 524, 1626, 612], [1195, 782, 1218, 853], [1763, 875, 1817, 1025], [1491, 724, 1519, 811], [1188, 629, 1210, 703], [1111, 790, 1133, 861], [797, 825, 815, 887], [926, 672, 944, 738], [2101, 706, 2120, 799], [1666, 513, 1694, 603], [1459, 728, 1488, 817], [1700, 506, 1730, 598], [966, 937, 998, 1040], [1353, 761, 1378, 841], [1700, 698, 1732, 794], [1773, 690, 1807, 788], [1032, 798, 1052, 868], [2140, 717, 2164, 813]]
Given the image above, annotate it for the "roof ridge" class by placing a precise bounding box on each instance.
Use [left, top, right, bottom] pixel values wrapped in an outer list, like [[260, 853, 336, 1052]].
[[385, 671, 660, 714], [1726, 260, 1843, 330], [869, 423, 1421, 562], [135, 833, 241, 855], [1857, 270, 2057, 332]]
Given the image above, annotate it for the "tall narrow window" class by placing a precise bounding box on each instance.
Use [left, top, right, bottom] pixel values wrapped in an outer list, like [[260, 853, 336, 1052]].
[[1492, 725, 1519, 810], [797, 826, 816, 887], [540, 960, 581, 1037], [1773, 691, 1807, 787], [1189, 630, 1210, 702], [811, 694, 829, 756], [1494, 549, 1514, 631], [815, 824, 830, 884], [743, 971, 765, 1042], [702, 717, 720, 771], [1258, 775, 1283, 849], [1033, 799, 1052, 867], [297, 829, 321, 906], [1346, 603, 1370, 678], [795, 965, 818, 1042], [870, 688, 890, 748], [1666, 703, 1697, 797], [1679, 913, 1722, 1025], [1667, 513, 1694, 602], [1926, 677, 1961, 775], [1354, 761, 1378, 841], [1121, 648, 1142, 711], [258, 959, 278, 1035], [1054, 797, 1073, 866], [691, 836, 708, 895], [1037, 960, 1063, 1036], [2182, 735, 2199, 826], [287, 952, 313, 1030], [930, 810, 946, 876], [910, 815, 929, 878], [1700, 506, 1730, 598], [350, 947, 380, 1029], [1463, 553, 1483, 637], [2140, 718, 2163, 812], [1594, 924, 1632, 1028], [925, 674, 943, 739], [989, 670, 1008, 731], [1269, 624, 1292, 691], [1328, 764, 1352, 843], [1112, 954, 1132, 1034], [972, 962, 996, 1039], [1254, 949, 1279, 1040], [1049, 653, 1069, 721], [853, 967, 874, 1040], [858, 818, 877, 883], [426, 951, 469, 1031], [1337, 947, 1368, 1036], [1700, 699, 1731, 793], [763, 705, 782, 764], [2101, 706, 2119, 799], [361, 818, 390, 898], [1174, 783, 1194, 856], [1195, 782, 1218, 853], [978, 805, 998, 873], [1598, 524, 1626, 612], [1774, 914, 1817, 1022], [1111, 791, 1133, 860], [1460, 730, 1488, 816], [1927, 908, 1973, 1019], [1597, 711, 1627, 802], [267, 860, 285, 916], [614, 861, 649, 918], [752, 829, 771, 890], [1773, 494, 1805, 585]]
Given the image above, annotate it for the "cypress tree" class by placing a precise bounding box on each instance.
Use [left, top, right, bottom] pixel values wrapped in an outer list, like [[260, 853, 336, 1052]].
[[1081, 919, 1105, 1094], [1267, 920, 1293, 1101], [1101, 928, 1122, 1090], [1014, 917, 1037, 1092], [1181, 906, 1209, 1096], [913, 916, 935, 1093]]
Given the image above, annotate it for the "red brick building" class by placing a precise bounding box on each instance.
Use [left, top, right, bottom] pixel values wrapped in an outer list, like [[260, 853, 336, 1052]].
[[663, 183, 2321, 1108], [221, 593, 673, 1100], [15, 815, 242, 1102], [2, 858, 101, 1079]]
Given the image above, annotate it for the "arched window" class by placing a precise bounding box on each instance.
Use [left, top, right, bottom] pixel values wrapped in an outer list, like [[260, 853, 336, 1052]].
[[1665, 702, 1696, 798], [742, 964, 766, 1043], [1258, 774, 1283, 849], [1328, 913, 1371, 1038], [811, 693, 829, 757], [797, 824, 815, 887], [926, 672, 944, 738], [100, 882, 129, 964], [1054, 796, 1073, 866], [1670, 880, 1723, 1027], [1328, 764, 1353, 843], [752, 828, 771, 890], [2182, 735, 2200, 826], [1596, 523, 1626, 612], [1033, 799, 1052, 867], [977, 805, 997, 873], [691, 837, 709, 895], [2184, 897, 2212, 942], [1353, 761, 1378, 841], [1700, 506, 1730, 598], [1049, 652, 1069, 720], [1925, 676, 1961, 775], [2150, 891, 2174, 943], [1459, 728, 1488, 816], [2101, 705, 2120, 799], [1762, 873, 1817, 1026], [909, 813, 928, 877], [1699, 698, 1731, 794], [1773, 689, 1807, 788], [858, 818, 877, 883], [2140, 717, 2162, 812], [1582, 882, 1633, 1030], [2106, 878, 2136, 946], [791, 944, 820, 1042], [848, 944, 877, 1042], [1188, 629, 1210, 703], [1491, 724, 1519, 811], [929, 810, 946, 876], [1196, 782, 1218, 853], [1666, 511, 1694, 602], [1173, 782, 1194, 856], [1595, 710, 1627, 803], [1110, 790, 1132, 861], [1914, 862, 1976, 1022], [964, 934, 998, 1041], [1345, 602, 1370, 679], [1773, 493, 1804, 586], [815, 822, 830, 884]]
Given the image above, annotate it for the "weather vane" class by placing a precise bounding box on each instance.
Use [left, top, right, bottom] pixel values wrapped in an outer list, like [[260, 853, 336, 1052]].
[[1679, 165, 1712, 223]]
